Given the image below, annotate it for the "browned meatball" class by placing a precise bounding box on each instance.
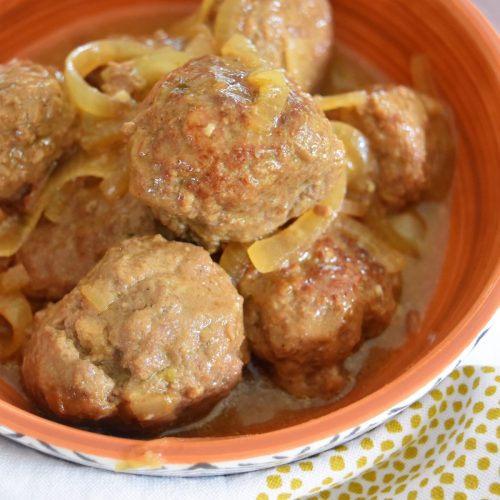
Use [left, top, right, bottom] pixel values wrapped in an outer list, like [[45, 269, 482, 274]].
[[17, 182, 156, 300], [211, 0, 333, 91], [22, 236, 245, 431], [331, 85, 453, 210], [239, 217, 401, 398], [128, 55, 344, 251], [0, 60, 75, 201]]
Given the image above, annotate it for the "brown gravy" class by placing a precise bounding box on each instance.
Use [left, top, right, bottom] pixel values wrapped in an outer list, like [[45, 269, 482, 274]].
[[5, 4, 450, 438]]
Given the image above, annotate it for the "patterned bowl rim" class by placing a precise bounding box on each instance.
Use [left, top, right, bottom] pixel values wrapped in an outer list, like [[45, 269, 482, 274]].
[[0, 0, 499, 465]]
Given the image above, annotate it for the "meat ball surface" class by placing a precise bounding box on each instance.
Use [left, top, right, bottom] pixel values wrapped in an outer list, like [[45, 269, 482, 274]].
[[22, 236, 245, 431], [239, 217, 401, 398], [332, 85, 453, 211], [211, 0, 333, 91], [17, 182, 156, 300], [129, 55, 345, 251], [0, 60, 75, 201]]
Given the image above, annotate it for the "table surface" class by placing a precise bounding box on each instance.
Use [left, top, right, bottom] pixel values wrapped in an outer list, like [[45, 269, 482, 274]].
[[0, 0, 498, 498]]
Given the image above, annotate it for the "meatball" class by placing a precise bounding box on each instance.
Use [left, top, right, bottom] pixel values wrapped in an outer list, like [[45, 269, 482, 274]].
[[129, 55, 344, 251], [22, 236, 245, 431], [211, 0, 333, 91], [0, 60, 75, 201], [239, 217, 401, 398], [331, 85, 453, 210], [17, 182, 156, 300]]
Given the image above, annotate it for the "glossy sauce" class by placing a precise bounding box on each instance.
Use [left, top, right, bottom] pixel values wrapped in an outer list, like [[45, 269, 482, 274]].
[[5, 4, 451, 438]]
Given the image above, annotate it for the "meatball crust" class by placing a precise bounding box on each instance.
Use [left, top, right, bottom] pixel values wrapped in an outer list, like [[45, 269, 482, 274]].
[[332, 85, 452, 211], [129, 55, 344, 251], [239, 217, 401, 398], [22, 236, 245, 431], [0, 60, 75, 201], [211, 0, 333, 91], [17, 182, 156, 300]]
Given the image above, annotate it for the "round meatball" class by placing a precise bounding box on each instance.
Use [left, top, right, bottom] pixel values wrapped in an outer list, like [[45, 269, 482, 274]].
[[331, 85, 453, 211], [17, 182, 156, 300], [211, 0, 333, 91], [239, 217, 401, 398], [22, 236, 245, 431], [128, 55, 345, 251], [0, 60, 75, 201]]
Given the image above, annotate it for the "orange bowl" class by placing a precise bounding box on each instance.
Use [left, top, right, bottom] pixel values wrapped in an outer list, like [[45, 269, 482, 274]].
[[0, 0, 498, 475]]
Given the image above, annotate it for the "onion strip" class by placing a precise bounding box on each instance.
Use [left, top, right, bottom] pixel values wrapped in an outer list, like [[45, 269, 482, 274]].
[[65, 40, 153, 117], [315, 91, 368, 112], [247, 167, 347, 273], [214, 0, 245, 47], [221, 34, 264, 69], [132, 46, 191, 86], [0, 265, 30, 294], [330, 120, 373, 188], [0, 153, 119, 257], [0, 292, 32, 361], [247, 69, 290, 133], [219, 243, 250, 284], [369, 211, 427, 258]]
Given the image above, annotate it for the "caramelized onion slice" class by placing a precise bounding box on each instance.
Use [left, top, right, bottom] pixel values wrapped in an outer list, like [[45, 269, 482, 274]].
[[214, 0, 245, 47], [221, 34, 264, 69], [315, 91, 368, 112], [0, 265, 30, 294], [0, 153, 119, 257], [330, 120, 373, 188], [247, 167, 347, 274], [185, 25, 217, 58], [336, 216, 406, 274], [132, 46, 191, 86], [219, 243, 250, 284], [65, 40, 152, 117], [247, 68, 290, 133], [369, 211, 427, 258], [0, 293, 32, 361], [340, 198, 368, 218]]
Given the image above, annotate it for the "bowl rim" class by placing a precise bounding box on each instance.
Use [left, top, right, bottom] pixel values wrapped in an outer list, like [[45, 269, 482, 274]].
[[0, 0, 499, 465]]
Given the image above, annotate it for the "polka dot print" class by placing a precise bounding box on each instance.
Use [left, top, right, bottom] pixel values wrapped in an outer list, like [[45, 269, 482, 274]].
[[255, 367, 499, 499]]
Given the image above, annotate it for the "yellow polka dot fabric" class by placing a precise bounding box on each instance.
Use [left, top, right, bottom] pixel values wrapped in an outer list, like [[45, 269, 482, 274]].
[[254, 366, 499, 499]]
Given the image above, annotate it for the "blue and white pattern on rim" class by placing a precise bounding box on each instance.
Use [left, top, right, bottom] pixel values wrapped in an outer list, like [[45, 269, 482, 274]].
[[0, 324, 491, 477]]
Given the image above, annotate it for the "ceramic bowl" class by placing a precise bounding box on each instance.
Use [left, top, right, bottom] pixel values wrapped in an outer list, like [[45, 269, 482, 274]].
[[0, 0, 498, 476]]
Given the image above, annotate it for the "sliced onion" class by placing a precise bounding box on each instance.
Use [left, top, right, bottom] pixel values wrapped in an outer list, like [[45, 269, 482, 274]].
[[214, 0, 245, 47], [367, 210, 427, 258], [0, 265, 30, 294], [340, 198, 368, 218], [337, 216, 406, 274], [315, 91, 368, 112], [247, 166, 347, 273], [132, 46, 191, 86], [221, 34, 264, 69], [185, 25, 217, 58], [0, 293, 33, 361], [65, 40, 153, 117], [247, 69, 290, 133], [330, 120, 373, 189], [219, 243, 250, 284], [0, 153, 119, 257], [197, 0, 216, 22]]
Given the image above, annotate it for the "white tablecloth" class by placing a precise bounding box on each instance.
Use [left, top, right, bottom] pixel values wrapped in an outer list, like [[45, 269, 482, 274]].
[[0, 1, 498, 499]]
